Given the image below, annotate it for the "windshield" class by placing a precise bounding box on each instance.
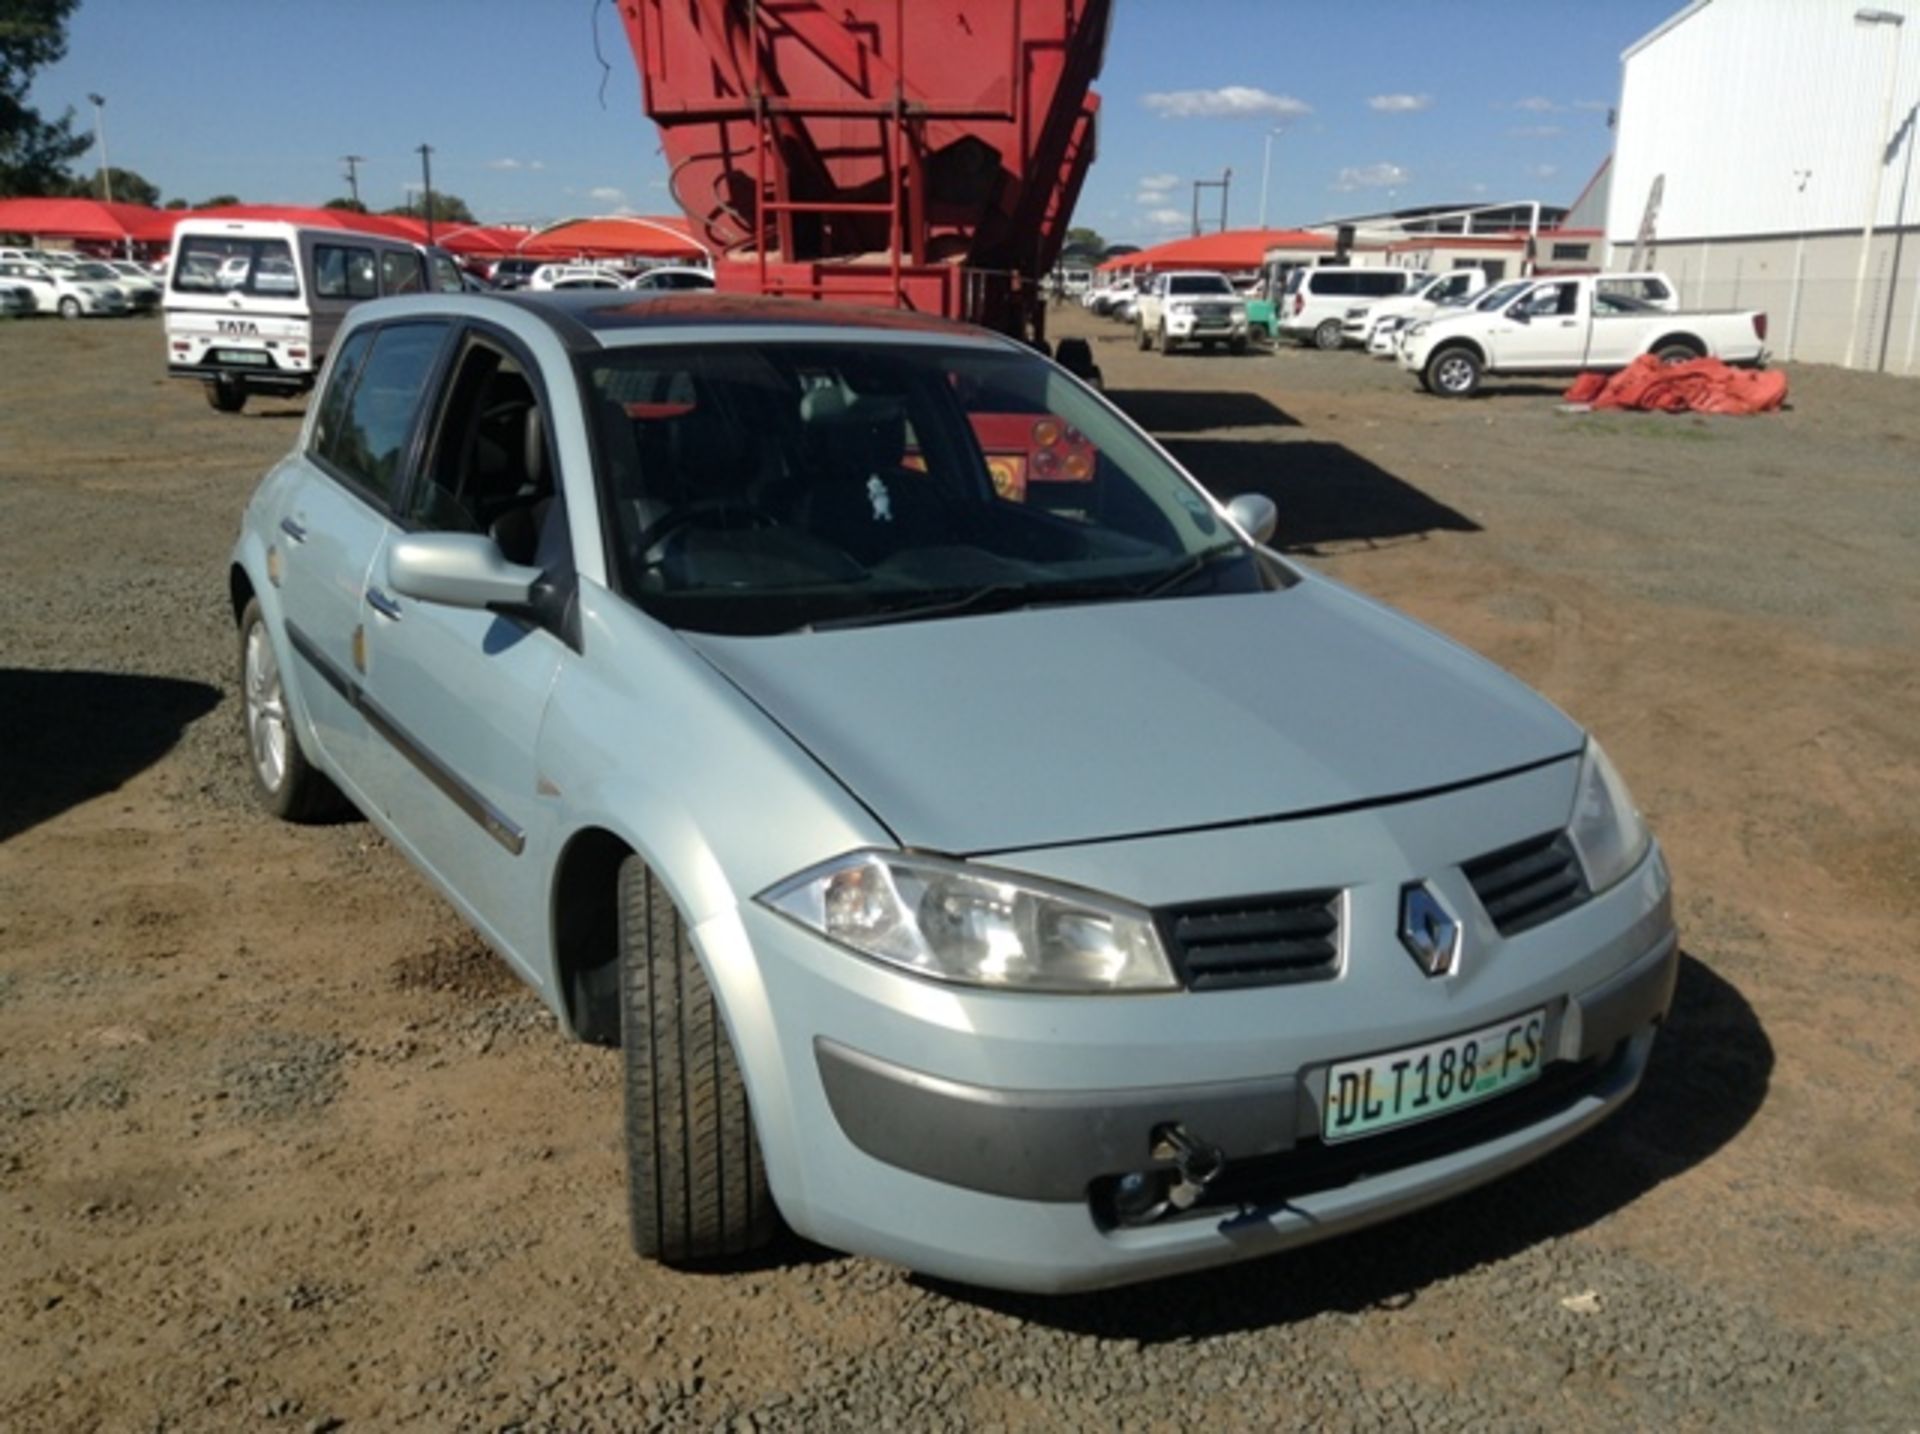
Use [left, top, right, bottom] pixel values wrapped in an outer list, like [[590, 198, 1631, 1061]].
[[1473, 281, 1530, 311], [76, 263, 117, 281], [1167, 275, 1234, 296], [586, 342, 1282, 635]]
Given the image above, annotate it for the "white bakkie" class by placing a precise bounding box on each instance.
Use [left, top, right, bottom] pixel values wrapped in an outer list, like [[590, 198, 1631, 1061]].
[[1132, 271, 1250, 354], [1399, 273, 1768, 397]]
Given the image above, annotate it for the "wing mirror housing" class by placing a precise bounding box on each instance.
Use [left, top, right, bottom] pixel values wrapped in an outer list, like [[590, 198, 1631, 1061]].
[[1225, 493, 1278, 546], [387, 533, 540, 611]]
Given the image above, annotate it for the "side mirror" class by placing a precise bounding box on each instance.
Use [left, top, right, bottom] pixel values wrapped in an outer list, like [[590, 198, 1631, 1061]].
[[1226, 493, 1278, 546], [387, 532, 540, 611]]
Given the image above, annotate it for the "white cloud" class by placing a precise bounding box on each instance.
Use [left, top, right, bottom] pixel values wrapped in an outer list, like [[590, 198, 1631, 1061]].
[[487, 157, 545, 172], [1469, 182, 1490, 195], [1137, 172, 1179, 193], [1512, 96, 1561, 113], [1143, 86, 1311, 120], [1332, 161, 1409, 192], [588, 185, 626, 204], [1529, 163, 1560, 180], [1572, 99, 1612, 112], [1368, 93, 1432, 113], [1508, 125, 1565, 139], [1144, 207, 1188, 229]]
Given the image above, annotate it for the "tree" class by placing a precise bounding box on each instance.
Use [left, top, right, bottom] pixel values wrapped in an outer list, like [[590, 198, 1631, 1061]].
[[199, 194, 240, 209], [0, 0, 91, 197], [382, 191, 477, 226], [1063, 225, 1107, 256], [65, 166, 162, 207], [322, 196, 367, 213]]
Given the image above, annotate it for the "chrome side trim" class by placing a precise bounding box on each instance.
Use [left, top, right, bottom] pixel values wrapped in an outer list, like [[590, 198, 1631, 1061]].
[[282, 619, 525, 856]]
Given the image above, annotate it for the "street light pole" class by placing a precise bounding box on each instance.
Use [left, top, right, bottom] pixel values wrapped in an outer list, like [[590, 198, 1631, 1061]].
[[416, 143, 436, 242], [1845, 7, 1905, 370], [1259, 127, 1283, 229], [87, 93, 111, 203]]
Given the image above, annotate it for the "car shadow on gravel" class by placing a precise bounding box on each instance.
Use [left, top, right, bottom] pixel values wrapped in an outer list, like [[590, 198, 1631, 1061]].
[[1107, 389, 1301, 433], [0, 668, 220, 841], [925, 952, 1770, 1338], [1165, 437, 1482, 552]]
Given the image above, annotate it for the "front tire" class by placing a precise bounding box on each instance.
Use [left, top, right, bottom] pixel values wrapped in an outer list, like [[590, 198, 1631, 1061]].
[[1425, 347, 1483, 398], [58, 297, 82, 320], [1155, 323, 1171, 354], [1313, 319, 1344, 350], [238, 599, 344, 822], [620, 857, 775, 1264], [1136, 322, 1152, 351]]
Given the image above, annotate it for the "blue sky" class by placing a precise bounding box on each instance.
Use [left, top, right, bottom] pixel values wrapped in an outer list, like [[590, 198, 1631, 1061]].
[[33, 0, 1680, 240]]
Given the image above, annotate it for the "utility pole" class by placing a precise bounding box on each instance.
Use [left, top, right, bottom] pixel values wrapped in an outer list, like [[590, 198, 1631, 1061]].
[[87, 93, 111, 203], [341, 154, 365, 208], [416, 143, 436, 242]]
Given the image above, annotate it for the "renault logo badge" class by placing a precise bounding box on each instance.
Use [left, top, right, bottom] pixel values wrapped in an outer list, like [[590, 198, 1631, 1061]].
[[1399, 884, 1461, 977]]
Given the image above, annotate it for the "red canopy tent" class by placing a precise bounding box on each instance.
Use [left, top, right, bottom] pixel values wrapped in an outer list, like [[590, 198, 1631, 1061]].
[[0, 197, 175, 245], [434, 224, 536, 258], [1100, 228, 1333, 272], [516, 215, 709, 261], [184, 205, 430, 243]]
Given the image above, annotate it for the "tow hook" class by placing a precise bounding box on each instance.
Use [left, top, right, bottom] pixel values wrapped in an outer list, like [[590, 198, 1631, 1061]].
[[1151, 1123, 1226, 1211]]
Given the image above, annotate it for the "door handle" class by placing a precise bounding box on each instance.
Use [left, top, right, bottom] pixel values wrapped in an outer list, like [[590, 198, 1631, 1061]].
[[366, 587, 403, 621], [279, 516, 308, 543]]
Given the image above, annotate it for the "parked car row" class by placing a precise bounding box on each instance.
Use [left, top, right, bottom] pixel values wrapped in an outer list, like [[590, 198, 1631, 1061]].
[[0, 247, 161, 318], [490, 257, 716, 293]]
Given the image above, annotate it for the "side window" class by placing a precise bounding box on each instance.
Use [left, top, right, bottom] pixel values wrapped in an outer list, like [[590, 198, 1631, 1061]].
[[380, 250, 425, 296], [309, 329, 376, 465], [430, 254, 465, 293], [1362, 272, 1406, 297], [314, 244, 377, 300], [317, 322, 448, 506], [409, 338, 567, 573]]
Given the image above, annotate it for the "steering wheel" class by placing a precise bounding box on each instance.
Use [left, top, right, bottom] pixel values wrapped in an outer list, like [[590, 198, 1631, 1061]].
[[632, 498, 783, 570]]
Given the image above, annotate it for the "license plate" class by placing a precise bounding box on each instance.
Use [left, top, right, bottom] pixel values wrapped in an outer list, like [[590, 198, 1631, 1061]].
[[1323, 1008, 1547, 1143], [217, 349, 272, 367]]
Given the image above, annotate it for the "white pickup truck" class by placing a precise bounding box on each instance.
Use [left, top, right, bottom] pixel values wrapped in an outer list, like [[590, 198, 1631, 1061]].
[[1343, 268, 1489, 351], [1133, 271, 1251, 354], [1399, 273, 1767, 397]]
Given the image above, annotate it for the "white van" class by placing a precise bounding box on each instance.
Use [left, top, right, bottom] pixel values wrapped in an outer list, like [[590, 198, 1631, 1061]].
[[164, 219, 465, 412], [1279, 266, 1429, 350]]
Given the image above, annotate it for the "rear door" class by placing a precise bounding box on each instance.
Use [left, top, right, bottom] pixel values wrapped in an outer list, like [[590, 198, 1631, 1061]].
[[358, 327, 573, 970], [273, 320, 451, 800]]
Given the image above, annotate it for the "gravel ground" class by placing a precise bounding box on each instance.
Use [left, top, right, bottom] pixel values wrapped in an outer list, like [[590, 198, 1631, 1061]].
[[1, 310, 1917, 1431]]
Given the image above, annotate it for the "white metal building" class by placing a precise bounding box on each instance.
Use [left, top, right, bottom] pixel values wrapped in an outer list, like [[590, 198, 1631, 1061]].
[[1608, 0, 1920, 373]]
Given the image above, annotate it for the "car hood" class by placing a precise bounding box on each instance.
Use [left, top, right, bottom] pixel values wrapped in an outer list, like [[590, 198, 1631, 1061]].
[[683, 581, 1583, 855]]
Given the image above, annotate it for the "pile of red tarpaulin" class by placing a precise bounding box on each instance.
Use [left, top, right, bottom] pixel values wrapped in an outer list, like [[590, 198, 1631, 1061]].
[[1564, 353, 1788, 415]]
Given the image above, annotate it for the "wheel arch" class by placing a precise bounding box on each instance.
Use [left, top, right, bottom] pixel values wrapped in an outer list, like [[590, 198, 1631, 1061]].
[[1649, 332, 1706, 358], [229, 561, 256, 627], [1428, 336, 1487, 365]]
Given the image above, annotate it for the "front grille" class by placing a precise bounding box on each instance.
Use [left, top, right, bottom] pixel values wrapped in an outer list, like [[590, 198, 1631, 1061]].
[[1463, 831, 1590, 936], [1158, 890, 1340, 991]]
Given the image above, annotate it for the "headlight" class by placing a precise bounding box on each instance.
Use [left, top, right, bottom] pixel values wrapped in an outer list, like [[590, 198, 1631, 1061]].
[[1567, 741, 1650, 894], [761, 850, 1178, 994]]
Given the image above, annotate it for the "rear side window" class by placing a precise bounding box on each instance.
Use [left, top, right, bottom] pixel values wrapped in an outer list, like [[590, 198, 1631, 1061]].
[[310, 330, 375, 462], [380, 250, 425, 296], [1356, 272, 1409, 297], [314, 244, 377, 299], [1308, 272, 1356, 297], [313, 322, 448, 506]]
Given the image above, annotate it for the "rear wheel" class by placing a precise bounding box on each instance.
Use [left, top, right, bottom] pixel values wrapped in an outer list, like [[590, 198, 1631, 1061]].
[[1426, 347, 1483, 398], [206, 375, 248, 413], [238, 598, 345, 822], [620, 857, 776, 1264], [1313, 319, 1344, 350], [1655, 341, 1703, 366]]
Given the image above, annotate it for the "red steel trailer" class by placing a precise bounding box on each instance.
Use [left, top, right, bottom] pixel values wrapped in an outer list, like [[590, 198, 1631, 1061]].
[[619, 0, 1111, 343]]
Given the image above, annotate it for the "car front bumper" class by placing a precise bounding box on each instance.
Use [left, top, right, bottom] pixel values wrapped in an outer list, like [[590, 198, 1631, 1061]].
[[1164, 312, 1248, 341], [702, 760, 1678, 1293]]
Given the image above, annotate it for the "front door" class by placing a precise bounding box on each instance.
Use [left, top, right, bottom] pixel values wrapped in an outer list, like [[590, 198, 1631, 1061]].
[[359, 330, 572, 973], [1490, 280, 1586, 370]]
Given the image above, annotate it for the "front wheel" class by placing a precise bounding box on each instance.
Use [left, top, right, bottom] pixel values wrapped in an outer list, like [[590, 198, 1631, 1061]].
[[1155, 323, 1171, 354], [1229, 334, 1249, 355], [1425, 347, 1483, 398], [238, 599, 345, 822], [1313, 319, 1344, 351], [620, 857, 776, 1264], [1136, 322, 1152, 351], [206, 376, 248, 412], [58, 297, 82, 320]]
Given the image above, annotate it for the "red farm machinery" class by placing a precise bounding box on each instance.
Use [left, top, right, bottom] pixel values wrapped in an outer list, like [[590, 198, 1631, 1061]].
[[619, 0, 1112, 349]]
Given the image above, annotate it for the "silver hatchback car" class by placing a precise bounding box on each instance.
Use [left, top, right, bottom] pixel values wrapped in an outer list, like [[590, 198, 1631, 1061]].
[[230, 292, 1676, 1293]]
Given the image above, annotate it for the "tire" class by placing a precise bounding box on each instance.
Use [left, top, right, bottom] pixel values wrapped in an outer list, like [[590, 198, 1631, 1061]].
[[1655, 341, 1702, 366], [1136, 322, 1152, 351], [238, 598, 345, 822], [1313, 319, 1344, 351], [1425, 347, 1483, 398], [206, 376, 248, 413], [58, 297, 82, 320], [1155, 323, 1170, 354], [1229, 335, 1248, 355], [620, 856, 775, 1264]]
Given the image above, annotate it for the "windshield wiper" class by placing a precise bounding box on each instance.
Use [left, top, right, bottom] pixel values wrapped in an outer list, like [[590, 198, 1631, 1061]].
[[800, 583, 1041, 633], [1134, 542, 1246, 598]]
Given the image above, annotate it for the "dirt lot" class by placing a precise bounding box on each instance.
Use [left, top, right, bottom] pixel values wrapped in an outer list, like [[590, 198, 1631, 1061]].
[[2, 307, 1917, 1433]]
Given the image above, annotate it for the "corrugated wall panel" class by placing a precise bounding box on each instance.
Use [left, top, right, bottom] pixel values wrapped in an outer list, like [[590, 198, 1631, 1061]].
[[1609, 0, 1920, 243]]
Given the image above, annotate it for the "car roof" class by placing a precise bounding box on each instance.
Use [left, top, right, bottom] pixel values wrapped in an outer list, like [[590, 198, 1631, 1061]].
[[342, 290, 1017, 354]]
